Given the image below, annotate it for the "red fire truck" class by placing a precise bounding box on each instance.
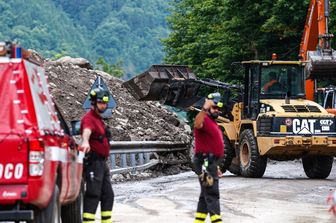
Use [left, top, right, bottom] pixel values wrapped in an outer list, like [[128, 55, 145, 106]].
[[0, 42, 84, 223]]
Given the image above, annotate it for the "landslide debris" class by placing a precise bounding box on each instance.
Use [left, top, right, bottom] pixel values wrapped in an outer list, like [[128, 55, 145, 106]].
[[44, 58, 193, 179]]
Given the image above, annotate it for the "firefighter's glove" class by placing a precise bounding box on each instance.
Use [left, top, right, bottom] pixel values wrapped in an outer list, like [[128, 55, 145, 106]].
[[199, 171, 214, 187]]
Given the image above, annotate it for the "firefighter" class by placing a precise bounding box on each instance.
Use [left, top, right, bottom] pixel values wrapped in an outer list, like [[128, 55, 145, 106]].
[[193, 92, 224, 223], [80, 87, 114, 223], [262, 71, 281, 93]]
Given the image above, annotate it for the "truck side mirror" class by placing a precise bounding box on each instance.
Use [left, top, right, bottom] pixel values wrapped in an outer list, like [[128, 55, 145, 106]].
[[71, 120, 81, 136]]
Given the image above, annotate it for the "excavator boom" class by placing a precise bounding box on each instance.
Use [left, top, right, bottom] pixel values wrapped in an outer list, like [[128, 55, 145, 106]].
[[300, 0, 336, 101], [299, 0, 330, 60]]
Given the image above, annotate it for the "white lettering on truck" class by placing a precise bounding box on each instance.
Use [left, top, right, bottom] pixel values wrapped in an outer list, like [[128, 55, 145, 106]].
[[2, 191, 17, 197], [0, 163, 24, 179], [14, 163, 24, 179]]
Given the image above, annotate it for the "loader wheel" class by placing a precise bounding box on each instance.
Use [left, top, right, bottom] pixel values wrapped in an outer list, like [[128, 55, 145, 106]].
[[228, 157, 241, 176], [239, 129, 267, 178], [302, 155, 333, 179], [219, 135, 234, 173]]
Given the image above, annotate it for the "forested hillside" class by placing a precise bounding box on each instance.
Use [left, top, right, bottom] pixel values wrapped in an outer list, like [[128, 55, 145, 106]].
[[0, 0, 170, 76], [0, 0, 89, 58], [1, 0, 336, 81]]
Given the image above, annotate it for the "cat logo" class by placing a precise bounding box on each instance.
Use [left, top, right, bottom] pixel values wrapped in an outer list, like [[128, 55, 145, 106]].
[[292, 119, 316, 134]]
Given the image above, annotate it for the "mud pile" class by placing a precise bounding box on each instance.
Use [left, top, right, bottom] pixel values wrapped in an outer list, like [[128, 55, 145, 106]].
[[44, 58, 193, 179]]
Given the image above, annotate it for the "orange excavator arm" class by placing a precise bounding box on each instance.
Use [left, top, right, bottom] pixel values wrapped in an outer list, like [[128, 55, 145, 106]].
[[299, 0, 329, 61], [299, 0, 335, 101]]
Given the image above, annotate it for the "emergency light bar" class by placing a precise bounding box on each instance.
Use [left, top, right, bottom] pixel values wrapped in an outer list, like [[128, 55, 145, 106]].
[[0, 41, 24, 58]]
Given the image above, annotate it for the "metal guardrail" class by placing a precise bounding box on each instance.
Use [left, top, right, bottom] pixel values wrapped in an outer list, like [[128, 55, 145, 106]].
[[109, 141, 188, 174]]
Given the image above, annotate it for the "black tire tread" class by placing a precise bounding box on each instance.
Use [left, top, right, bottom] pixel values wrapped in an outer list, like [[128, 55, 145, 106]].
[[239, 129, 267, 178], [220, 135, 234, 173], [302, 155, 333, 179]]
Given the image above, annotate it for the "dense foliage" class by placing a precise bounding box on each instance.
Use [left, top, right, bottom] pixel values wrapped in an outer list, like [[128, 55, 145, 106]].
[[163, 0, 336, 82], [0, 0, 170, 76]]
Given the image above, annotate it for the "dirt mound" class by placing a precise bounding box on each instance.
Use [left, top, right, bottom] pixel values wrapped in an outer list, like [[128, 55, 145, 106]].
[[44, 59, 193, 179], [45, 62, 192, 143]]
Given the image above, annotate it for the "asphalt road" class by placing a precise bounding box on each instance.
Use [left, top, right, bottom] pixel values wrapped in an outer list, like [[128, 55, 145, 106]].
[[96, 160, 336, 223]]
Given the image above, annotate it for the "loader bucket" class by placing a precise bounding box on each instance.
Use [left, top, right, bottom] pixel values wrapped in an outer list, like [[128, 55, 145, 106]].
[[123, 65, 201, 108], [306, 50, 336, 79]]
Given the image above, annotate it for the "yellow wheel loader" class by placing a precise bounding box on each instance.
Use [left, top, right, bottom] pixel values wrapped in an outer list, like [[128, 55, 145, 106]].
[[123, 62, 336, 179]]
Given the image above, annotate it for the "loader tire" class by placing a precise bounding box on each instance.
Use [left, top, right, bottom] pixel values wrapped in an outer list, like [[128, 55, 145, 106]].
[[219, 135, 234, 173], [302, 155, 333, 179], [228, 158, 241, 176], [61, 180, 84, 223], [239, 129, 267, 178]]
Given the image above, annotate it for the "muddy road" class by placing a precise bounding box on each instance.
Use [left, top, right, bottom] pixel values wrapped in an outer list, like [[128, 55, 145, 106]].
[[108, 160, 336, 223]]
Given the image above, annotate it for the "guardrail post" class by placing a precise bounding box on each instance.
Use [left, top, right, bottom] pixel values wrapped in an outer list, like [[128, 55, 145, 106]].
[[110, 154, 116, 169], [121, 154, 127, 168], [130, 153, 136, 174], [145, 153, 150, 163], [138, 153, 144, 165]]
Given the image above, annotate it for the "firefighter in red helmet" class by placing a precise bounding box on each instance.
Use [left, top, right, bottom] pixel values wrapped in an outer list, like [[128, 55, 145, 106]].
[[81, 87, 114, 223]]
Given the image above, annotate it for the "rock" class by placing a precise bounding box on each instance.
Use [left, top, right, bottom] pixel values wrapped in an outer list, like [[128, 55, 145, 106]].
[[184, 124, 192, 134], [27, 49, 46, 65], [51, 56, 92, 69]]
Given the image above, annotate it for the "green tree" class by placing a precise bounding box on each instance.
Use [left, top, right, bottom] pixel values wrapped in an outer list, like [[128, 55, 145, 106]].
[[163, 0, 310, 82]]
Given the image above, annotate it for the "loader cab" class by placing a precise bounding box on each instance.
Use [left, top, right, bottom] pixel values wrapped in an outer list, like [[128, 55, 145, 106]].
[[242, 61, 306, 119]]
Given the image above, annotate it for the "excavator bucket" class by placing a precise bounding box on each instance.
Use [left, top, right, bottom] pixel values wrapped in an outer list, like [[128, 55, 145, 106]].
[[123, 65, 202, 108], [306, 50, 336, 79]]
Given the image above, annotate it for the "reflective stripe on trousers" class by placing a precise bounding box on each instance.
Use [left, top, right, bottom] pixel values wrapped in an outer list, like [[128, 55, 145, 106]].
[[194, 212, 222, 223], [210, 214, 222, 223], [101, 210, 112, 223], [83, 211, 112, 223], [194, 212, 207, 223], [83, 212, 95, 223]]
